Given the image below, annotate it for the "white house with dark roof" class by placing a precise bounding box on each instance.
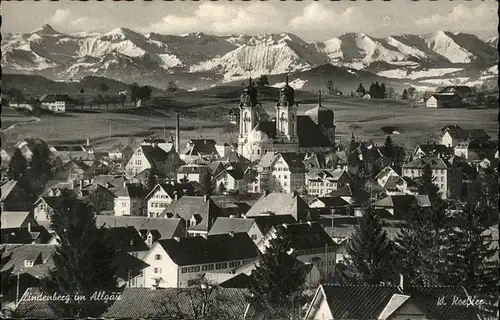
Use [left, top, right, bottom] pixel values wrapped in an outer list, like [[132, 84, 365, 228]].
[[176, 164, 211, 188], [208, 215, 297, 244], [402, 156, 462, 199], [39, 94, 76, 112], [145, 183, 177, 218], [255, 152, 306, 194], [113, 182, 147, 216], [160, 195, 222, 236], [125, 143, 180, 178], [305, 168, 351, 196], [142, 233, 260, 288]]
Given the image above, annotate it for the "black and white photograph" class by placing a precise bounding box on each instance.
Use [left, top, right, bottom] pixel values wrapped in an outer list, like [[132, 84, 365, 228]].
[[1, 0, 498, 319]]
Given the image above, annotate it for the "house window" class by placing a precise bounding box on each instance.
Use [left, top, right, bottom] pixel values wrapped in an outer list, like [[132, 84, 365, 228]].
[[122, 202, 127, 207], [202, 264, 215, 271], [154, 267, 161, 273], [215, 262, 228, 270], [181, 267, 188, 274], [155, 254, 162, 260], [229, 261, 238, 268], [251, 234, 257, 240]]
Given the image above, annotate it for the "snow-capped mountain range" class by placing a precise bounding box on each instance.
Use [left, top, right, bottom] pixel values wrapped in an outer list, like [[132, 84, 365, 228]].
[[3, 24, 498, 90]]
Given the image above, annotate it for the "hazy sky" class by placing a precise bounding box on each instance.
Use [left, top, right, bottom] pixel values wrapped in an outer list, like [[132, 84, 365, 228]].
[[2, 0, 498, 40]]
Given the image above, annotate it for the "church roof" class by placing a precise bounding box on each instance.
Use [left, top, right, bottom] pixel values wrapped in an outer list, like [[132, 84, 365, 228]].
[[297, 116, 334, 148]]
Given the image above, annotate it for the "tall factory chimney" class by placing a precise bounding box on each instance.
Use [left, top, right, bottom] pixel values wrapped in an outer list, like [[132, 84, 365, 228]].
[[176, 113, 180, 153]]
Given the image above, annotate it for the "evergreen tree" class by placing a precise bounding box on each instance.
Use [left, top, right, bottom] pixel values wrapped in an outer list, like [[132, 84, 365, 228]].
[[356, 83, 366, 96], [380, 83, 387, 99], [218, 182, 227, 194], [7, 148, 28, 180], [346, 206, 396, 285], [146, 170, 158, 193], [248, 226, 306, 318], [402, 89, 408, 100], [443, 200, 498, 315], [383, 136, 395, 164], [30, 143, 52, 180], [44, 190, 119, 318]]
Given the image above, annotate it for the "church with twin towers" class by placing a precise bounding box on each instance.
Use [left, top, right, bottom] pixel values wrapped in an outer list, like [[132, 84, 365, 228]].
[[237, 76, 336, 161]]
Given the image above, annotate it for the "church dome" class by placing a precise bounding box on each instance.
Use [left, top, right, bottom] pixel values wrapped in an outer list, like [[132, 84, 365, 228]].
[[248, 127, 271, 144]]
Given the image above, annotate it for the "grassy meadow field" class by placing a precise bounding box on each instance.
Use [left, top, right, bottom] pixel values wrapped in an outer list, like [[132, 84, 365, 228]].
[[1, 87, 497, 153]]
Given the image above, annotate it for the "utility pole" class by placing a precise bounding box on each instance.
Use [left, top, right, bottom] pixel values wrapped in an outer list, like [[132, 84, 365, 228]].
[[325, 243, 329, 282]]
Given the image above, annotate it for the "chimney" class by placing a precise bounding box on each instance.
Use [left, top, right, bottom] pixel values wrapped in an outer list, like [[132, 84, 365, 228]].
[[204, 194, 210, 202], [176, 114, 180, 154], [86, 138, 90, 147], [398, 274, 409, 292], [27, 222, 32, 232], [229, 231, 235, 237]]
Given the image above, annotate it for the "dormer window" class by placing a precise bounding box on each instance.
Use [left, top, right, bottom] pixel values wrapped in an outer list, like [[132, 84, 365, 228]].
[[24, 260, 34, 267]]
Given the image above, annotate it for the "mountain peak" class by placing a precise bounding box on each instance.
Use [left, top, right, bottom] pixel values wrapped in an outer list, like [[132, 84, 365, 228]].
[[32, 24, 60, 35]]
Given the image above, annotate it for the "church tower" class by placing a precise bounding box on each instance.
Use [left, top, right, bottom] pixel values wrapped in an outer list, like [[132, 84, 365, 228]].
[[305, 90, 336, 148], [238, 78, 259, 155], [275, 76, 299, 145]]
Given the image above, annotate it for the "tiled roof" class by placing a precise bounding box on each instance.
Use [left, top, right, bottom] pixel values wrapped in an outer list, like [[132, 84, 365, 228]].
[[141, 145, 168, 170], [1, 180, 19, 201], [13, 287, 58, 318], [1, 226, 53, 244], [245, 193, 310, 221], [105, 226, 150, 252], [1, 244, 56, 275], [431, 93, 463, 101], [403, 156, 451, 169], [208, 217, 255, 236], [314, 197, 350, 208], [96, 216, 184, 239], [177, 164, 211, 174], [319, 284, 400, 320], [183, 139, 218, 157], [112, 250, 149, 280], [275, 153, 305, 171], [374, 195, 431, 209], [272, 222, 336, 251], [219, 273, 251, 288], [415, 144, 451, 155], [157, 233, 259, 266], [325, 186, 353, 198], [39, 94, 75, 103], [160, 196, 221, 232], [1, 211, 34, 229], [303, 153, 326, 169], [252, 215, 297, 235], [257, 151, 278, 168], [144, 183, 177, 201], [306, 168, 347, 181], [114, 182, 147, 198], [102, 287, 250, 319]]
